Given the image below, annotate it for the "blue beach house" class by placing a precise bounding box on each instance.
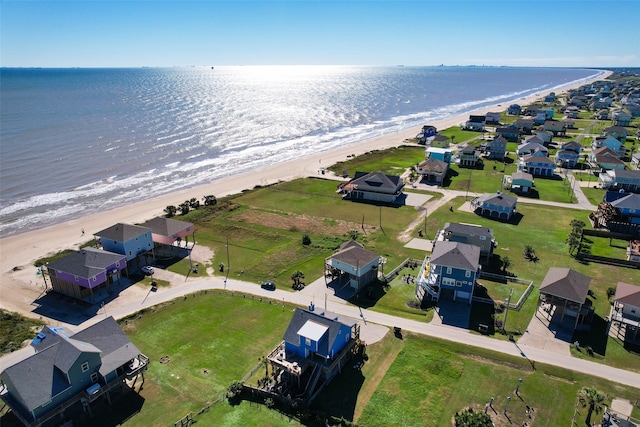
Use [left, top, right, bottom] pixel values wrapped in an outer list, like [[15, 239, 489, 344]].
[[94, 223, 154, 267], [426, 147, 453, 164], [283, 308, 356, 361], [471, 192, 518, 220], [0, 317, 148, 427], [266, 308, 360, 403], [415, 241, 481, 305]]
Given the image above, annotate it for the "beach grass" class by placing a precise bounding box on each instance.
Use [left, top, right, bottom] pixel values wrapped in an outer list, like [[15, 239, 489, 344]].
[[326, 145, 425, 177], [0, 309, 45, 356]]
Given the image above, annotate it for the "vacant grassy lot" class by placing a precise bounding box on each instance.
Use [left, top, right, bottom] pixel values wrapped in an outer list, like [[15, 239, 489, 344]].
[[118, 291, 301, 427], [43, 292, 637, 427], [327, 145, 425, 178], [358, 333, 640, 427]]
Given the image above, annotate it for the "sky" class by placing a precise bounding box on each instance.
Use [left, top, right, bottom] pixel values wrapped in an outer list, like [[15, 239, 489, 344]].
[[1, 0, 639, 68]]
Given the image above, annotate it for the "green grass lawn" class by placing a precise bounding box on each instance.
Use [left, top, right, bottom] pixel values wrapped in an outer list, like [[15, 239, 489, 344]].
[[426, 196, 640, 352], [118, 291, 301, 427], [73, 292, 640, 427], [357, 333, 640, 427], [327, 145, 425, 178], [177, 176, 426, 289]]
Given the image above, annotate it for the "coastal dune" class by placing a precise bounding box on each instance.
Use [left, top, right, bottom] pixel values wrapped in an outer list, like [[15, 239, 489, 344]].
[[0, 71, 611, 318]]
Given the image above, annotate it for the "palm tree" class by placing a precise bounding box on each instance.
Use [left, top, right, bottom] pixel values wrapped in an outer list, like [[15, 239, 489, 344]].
[[188, 197, 200, 209], [164, 205, 177, 218], [577, 386, 607, 426], [501, 256, 511, 273], [203, 195, 217, 206], [178, 201, 190, 215], [291, 270, 305, 290]]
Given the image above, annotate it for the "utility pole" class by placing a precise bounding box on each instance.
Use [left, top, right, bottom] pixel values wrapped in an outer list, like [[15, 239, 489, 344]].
[[503, 288, 514, 334]]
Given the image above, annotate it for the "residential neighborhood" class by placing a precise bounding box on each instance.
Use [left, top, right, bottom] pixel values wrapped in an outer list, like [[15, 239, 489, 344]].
[[2, 73, 640, 427]]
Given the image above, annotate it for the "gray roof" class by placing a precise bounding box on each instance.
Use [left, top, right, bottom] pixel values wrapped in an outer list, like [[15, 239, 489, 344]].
[[611, 193, 640, 210], [73, 317, 141, 376], [331, 244, 379, 269], [430, 241, 480, 272], [94, 222, 150, 242], [512, 171, 534, 183], [45, 247, 125, 278], [477, 192, 517, 208], [283, 308, 356, 356], [610, 169, 640, 180], [540, 268, 591, 303], [1, 317, 141, 414], [442, 222, 494, 240], [350, 171, 403, 192], [140, 217, 194, 237], [523, 154, 555, 164]]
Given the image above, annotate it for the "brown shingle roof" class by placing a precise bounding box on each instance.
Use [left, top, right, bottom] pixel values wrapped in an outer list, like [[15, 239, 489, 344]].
[[540, 268, 591, 304]]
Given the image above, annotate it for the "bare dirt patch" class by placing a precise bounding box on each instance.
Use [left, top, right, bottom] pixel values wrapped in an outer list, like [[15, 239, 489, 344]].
[[235, 210, 378, 235]]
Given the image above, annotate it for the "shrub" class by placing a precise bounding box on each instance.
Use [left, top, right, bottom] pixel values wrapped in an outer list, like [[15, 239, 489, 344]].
[[454, 407, 493, 427], [302, 234, 311, 245]]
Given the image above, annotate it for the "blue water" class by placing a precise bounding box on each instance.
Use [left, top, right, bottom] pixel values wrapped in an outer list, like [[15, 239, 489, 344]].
[[0, 66, 604, 237]]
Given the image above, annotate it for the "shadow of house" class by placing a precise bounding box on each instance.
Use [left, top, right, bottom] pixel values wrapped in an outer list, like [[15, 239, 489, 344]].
[[0, 317, 148, 427], [265, 308, 361, 407], [42, 248, 128, 305], [537, 268, 594, 341]]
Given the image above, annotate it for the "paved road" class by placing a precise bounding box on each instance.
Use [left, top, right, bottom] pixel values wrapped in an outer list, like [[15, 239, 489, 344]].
[[5, 271, 638, 391]]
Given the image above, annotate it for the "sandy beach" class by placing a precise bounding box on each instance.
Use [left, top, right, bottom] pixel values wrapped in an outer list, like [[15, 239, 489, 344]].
[[0, 71, 611, 319]]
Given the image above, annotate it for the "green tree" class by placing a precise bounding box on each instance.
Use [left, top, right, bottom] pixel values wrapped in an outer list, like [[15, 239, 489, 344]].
[[203, 195, 217, 206], [178, 201, 190, 215], [501, 256, 512, 273], [291, 270, 305, 290], [164, 205, 177, 218], [188, 197, 200, 209], [302, 234, 311, 245], [565, 219, 586, 256], [454, 407, 492, 427], [577, 386, 607, 427]]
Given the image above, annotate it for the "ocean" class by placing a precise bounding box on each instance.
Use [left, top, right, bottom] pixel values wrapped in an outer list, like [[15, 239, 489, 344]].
[[0, 66, 604, 237]]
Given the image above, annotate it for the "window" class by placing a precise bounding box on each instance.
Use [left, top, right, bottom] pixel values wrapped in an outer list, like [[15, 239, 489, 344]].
[[479, 236, 486, 240], [90, 372, 99, 383], [442, 278, 455, 286], [81, 362, 89, 373], [446, 267, 452, 274], [632, 307, 637, 314], [305, 337, 311, 346], [456, 281, 462, 287], [465, 271, 471, 278]]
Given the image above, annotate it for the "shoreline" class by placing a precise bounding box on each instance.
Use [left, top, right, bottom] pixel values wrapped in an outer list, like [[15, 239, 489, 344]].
[[0, 70, 611, 318]]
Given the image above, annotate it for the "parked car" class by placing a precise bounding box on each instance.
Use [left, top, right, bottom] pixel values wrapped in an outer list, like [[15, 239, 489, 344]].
[[141, 266, 154, 276], [260, 281, 276, 291]]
